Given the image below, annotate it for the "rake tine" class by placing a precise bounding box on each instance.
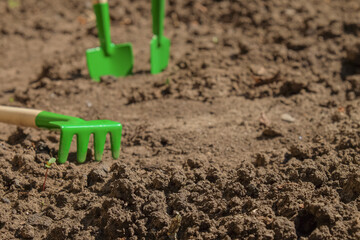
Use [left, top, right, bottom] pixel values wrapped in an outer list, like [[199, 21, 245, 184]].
[[77, 132, 90, 163], [110, 129, 122, 159], [94, 132, 107, 161], [58, 130, 73, 164]]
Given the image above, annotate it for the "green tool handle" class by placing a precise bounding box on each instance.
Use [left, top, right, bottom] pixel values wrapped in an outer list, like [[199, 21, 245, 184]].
[[152, 0, 165, 45], [93, 0, 114, 56], [0, 106, 80, 129]]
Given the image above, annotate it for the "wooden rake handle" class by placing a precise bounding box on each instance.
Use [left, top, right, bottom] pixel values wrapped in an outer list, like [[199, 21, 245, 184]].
[[93, 0, 108, 3], [0, 106, 41, 128]]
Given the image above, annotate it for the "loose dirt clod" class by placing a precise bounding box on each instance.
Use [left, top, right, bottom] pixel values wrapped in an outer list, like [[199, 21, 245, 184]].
[[19, 225, 35, 239], [281, 113, 295, 123]]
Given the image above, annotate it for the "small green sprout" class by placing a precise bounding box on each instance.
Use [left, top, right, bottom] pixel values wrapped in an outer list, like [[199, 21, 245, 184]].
[[45, 158, 56, 168], [212, 36, 218, 44], [7, 0, 20, 9], [165, 78, 171, 85], [42, 158, 56, 191]]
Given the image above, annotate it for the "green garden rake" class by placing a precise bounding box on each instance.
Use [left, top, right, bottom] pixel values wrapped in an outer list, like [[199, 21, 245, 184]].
[[0, 106, 122, 164]]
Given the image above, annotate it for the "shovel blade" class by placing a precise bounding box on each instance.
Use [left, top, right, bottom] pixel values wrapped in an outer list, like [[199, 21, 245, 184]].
[[150, 36, 170, 74], [86, 43, 134, 82]]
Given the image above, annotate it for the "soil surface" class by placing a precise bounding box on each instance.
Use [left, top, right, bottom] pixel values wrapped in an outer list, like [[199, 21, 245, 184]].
[[1, 0, 360, 239]]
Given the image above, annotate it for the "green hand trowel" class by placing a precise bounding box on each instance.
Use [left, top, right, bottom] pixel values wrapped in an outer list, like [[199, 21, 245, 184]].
[[86, 0, 133, 82], [0, 106, 122, 164], [150, 0, 171, 74]]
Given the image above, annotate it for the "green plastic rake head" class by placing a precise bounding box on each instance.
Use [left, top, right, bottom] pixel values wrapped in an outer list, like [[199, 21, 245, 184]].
[[0, 106, 122, 164]]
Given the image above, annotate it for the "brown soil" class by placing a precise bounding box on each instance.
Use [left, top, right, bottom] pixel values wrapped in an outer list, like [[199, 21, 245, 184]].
[[1, 0, 360, 239]]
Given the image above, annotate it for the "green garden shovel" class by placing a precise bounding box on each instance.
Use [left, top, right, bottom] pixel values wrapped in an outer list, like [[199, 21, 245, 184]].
[[150, 0, 170, 74], [0, 106, 122, 164], [86, 0, 133, 82]]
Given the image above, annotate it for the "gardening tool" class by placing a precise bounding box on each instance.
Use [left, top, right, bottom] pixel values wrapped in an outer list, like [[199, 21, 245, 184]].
[[150, 0, 170, 74], [86, 0, 133, 82], [0, 106, 122, 164]]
